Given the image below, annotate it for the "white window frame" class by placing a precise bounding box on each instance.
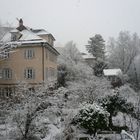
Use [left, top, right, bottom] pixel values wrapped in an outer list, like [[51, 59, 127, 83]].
[[11, 34, 17, 41], [24, 49, 35, 59], [2, 68, 12, 80], [24, 68, 35, 79], [0, 87, 14, 98], [48, 67, 57, 79], [49, 52, 56, 62]]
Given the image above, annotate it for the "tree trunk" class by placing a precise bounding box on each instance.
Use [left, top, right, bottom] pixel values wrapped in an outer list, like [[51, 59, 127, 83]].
[[133, 62, 139, 87], [109, 114, 113, 129], [23, 113, 32, 139]]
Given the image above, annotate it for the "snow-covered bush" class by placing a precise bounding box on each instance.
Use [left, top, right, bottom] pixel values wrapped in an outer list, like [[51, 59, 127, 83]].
[[66, 76, 111, 106], [73, 102, 110, 136], [118, 85, 138, 104], [99, 92, 134, 130]]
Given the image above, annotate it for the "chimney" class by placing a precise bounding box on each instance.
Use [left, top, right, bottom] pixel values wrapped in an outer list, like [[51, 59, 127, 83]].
[[19, 18, 23, 26], [16, 18, 26, 31]]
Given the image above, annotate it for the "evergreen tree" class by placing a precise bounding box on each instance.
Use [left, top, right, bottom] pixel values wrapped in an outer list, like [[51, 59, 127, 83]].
[[86, 34, 107, 76], [86, 34, 105, 60]]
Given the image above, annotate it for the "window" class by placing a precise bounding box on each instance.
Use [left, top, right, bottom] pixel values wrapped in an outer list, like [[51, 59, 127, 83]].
[[51, 68, 56, 77], [0, 50, 10, 59], [24, 68, 35, 79], [49, 51, 57, 62], [11, 34, 17, 41], [2, 68, 12, 80], [24, 49, 35, 59], [0, 87, 14, 98], [48, 67, 57, 79]]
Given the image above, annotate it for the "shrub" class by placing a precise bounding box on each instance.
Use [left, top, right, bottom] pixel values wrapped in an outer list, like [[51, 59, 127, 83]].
[[73, 102, 110, 136]]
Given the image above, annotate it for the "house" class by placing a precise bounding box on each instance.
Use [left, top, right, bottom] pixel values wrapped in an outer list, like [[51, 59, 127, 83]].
[[0, 19, 59, 97], [103, 69, 123, 87], [81, 53, 96, 67]]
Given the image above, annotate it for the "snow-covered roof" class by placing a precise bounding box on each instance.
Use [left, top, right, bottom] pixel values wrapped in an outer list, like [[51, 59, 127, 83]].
[[10, 29, 19, 33], [0, 19, 59, 55], [18, 40, 46, 44], [1, 28, 46, 43], [19, 29, 43, 41], [103, 69, 122, 76], [81, 53, 96, 59], [32, 29, 49, 35]]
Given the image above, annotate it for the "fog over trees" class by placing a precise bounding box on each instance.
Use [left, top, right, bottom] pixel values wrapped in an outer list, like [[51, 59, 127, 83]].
[[107, 31, 140, 89], [1, 19, 140, 140]]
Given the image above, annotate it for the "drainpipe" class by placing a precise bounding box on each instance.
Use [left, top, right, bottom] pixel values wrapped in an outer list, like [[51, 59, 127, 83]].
[[41, 43, 45, 82]]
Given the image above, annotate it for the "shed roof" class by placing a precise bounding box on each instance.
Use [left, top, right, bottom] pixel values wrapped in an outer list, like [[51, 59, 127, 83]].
[[103, 69, 122, 76], [81, 53, 96, 59]]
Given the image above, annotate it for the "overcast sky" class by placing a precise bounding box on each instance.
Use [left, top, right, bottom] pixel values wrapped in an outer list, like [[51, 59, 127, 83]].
[[0, 0, 140, 51]]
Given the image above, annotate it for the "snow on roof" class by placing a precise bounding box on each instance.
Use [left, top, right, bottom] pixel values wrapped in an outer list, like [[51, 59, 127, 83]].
[[1, 28, 45, 43], [19, 29, 43, 41], [10, 29, 19, 33], [103, 69, 122, 76], [32, 29, 49, 35], [18, 40, 46, 44], [0, 26, 59, 55]]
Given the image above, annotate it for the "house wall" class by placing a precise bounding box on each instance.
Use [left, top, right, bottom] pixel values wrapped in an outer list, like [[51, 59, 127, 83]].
[[42, 45, 58, 82], [0, 45, 58, 86], [39, 34, 54, 46], [85, 58, 96, 67]]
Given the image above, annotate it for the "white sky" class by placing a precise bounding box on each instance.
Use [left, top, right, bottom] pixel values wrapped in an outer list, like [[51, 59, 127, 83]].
[[0, 0, 140, 52]]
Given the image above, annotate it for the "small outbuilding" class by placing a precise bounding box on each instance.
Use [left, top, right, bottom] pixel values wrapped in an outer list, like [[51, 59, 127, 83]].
[[103, 69, 123, 88], [81, 53, 96, 67]]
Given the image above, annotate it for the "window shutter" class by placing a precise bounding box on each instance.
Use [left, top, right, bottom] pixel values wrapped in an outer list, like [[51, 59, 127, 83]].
[[33, 50, 35, 58], [24, 50, 27, 59], [10, 69, 12, 79], [0, 69, 2, 79], [24, 69, 27, 79], [33, 69, 35, 79]]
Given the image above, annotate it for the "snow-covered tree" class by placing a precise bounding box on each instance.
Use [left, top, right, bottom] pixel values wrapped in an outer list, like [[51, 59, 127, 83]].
[[0, 23, 17, 60], [58, 41, 83, 65], [57, 41, 92, 82], [107, 31, 140, 87], [5, 83, 55, 140], [99, 92, 134, 130], [108, 31, 140, 73], [0, 42, 18, 60], [73, 102, 109, 136]]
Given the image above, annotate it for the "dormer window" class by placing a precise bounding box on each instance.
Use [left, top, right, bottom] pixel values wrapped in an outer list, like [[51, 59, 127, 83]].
[[11, 34, 17, 41], [10, 29, 21, 41]]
